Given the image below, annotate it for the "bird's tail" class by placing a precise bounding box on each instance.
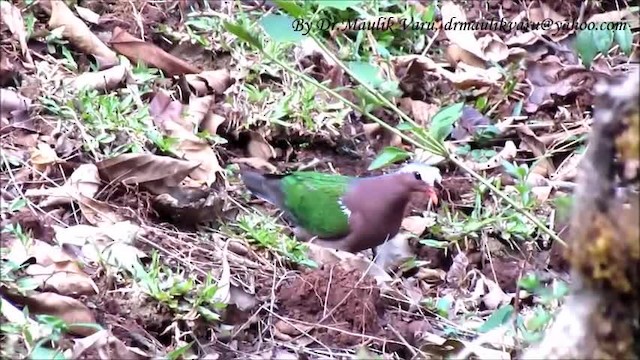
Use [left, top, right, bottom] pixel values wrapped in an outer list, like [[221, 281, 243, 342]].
[[240, 169, 286, 208]]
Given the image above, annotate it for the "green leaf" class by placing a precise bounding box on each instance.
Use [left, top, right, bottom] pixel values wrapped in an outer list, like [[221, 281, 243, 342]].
[[30, 345, 65, 360], [273, 0, 306, 17], [260, 14, 305, 43], [477, 304, 514, 333], [526, 307, 552, 331], [517, 273, 540, 292], [592, 28, 614, 53], [396, 121, 415, 131], [223, 21, 262, 50], [419, 239, 449, 249], [368, 146, 410, 170], [315, 0, 362, 10], [614, 26, 633, 55], [429, 102, 464, 142], [435, 296, 452, 317], [575, 30, 597, 67], [347, 61, 384, 88]]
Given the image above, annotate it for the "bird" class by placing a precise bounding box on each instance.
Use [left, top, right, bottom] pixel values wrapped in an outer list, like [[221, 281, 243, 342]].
[[240, 163, 442, 253]]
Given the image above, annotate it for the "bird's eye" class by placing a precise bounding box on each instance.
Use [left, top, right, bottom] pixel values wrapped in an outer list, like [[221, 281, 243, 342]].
[[413, 171, 422, 180]]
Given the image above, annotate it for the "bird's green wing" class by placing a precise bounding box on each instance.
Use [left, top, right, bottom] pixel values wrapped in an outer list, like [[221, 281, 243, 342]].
[[280, 171, 353, 238]]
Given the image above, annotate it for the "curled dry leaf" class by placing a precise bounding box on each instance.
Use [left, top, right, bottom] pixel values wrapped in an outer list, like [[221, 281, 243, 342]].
[[184, 69, 233, 96], [110, 27, 199, 76], [463, 140, 517, 171], [401, 216, 433, 235], [232, 157, 278, 172], [446, 251, 470, 286], [74, 6, 100, 25], [96, 153, 200, 194], [440, 2, 483, 56], [229, 285, 258, 312], [184, 94, 214, 130], [149, 92, 223, 185], [477, 34, 509, 63], [78, 195, 123, 226], [71, 63, 131, 92], [246, 132, 276, 160], [29, 142, 62, 173], [0, 1, 32, 63], [54, 221, 146, 272], [516, 125, 555, 177], [23, 292, 98, 336], [398, 98, 439, 126], [72, 329, 141, 360], [0, 88, 31, 117], [374, 233, 414, 271], [25, 164, 100, 207], [525, 56, 592, 113], [48, 0, 117, 68], [153, 186, 224, 226]]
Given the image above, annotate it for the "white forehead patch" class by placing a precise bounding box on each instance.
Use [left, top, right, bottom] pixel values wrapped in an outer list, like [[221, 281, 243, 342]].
[[398, 163, 442, 186]]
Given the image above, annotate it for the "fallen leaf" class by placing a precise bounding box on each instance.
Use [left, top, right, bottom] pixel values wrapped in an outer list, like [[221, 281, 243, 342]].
[[29, 143, 62, 173], [72, 329, 142, 360], [26, 260, 98, 296], [25, 164, 101, 207], [528, 2, 565, 23], [54, 221, 146, 272], [78, 195, 123, 226], [524, 56, 592, 113], [71, 64, 131, 92], [153, 187, 224, 227], [451, 105, 491, 140], [110, 27, 199, 76], [74, 6, 100, 24], [516, 125, 554, 177], [477, 34, 509, 63], [96, 153, 200, 194], [232, 157, 277, 172], [401, 216, 432, 235], [446, 252, 469, 286], [482, 277, 513, 310], [0, 1, 32, 63], [445, 44, 485, 69], [48, 1, 117, 68], [24, 292, 98, 336], [463, 141, 517, 171], [184, 95, 215, 130], [229, 285, 257, 311], [149, 93, 223, 185], [201, 112, 227, 136], [0, 88, 31, 117], [184, 69, 233, 96], [374, 233, 414, 270], [398, 98, 439, 126], [246, 132, 275, 160], [440, 1, 486, 64]]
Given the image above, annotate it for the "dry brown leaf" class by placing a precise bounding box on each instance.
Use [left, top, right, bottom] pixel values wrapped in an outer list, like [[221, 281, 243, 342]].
[[24, 292, 97, 336], [96, 153, 200, 194], [246, 132, 275, 160], [78, 195, 123, 226], [446, 252, 470, 286], [184, 69, 233, 96], [110, 27, 199, 76], [229, 285, 257, 311], [71, 64, 131, 92], [398, 98, 439, 126], [184, 95, 214, 129], [74, 5, 100, 24], [440, 1, 486, 64], [401, 216, 431, 235], [149, 93, 223, 185], [54, 221, 145, 272], [463, 141, 517, 171], [48, 1, 117, 68], [72, 329, 142, 360], [374, 233, 414, 271], [528, 2, 565, 23], [477, 34, 509, 63], [446, 44, 485, 69], [201, 112, 227, 136], [232, 157, 277, 172], [530, 186, 553, 203], [30, 143, 62, 173], [25, 163, 101, 207], [516, 125, 555, 177], [0, 2, 32, 63], [26, 261, 98, 296], [525, 56, 592, 113], [0, 88, 31, 117]]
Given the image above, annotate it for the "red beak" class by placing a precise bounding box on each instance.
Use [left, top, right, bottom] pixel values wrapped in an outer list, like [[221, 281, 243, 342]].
[[426, 187, 438, 205]]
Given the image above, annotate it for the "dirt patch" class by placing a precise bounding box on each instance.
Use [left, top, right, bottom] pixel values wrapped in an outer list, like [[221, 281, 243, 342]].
[[276, 263, 384, 347], [274, 263, 433, 352]]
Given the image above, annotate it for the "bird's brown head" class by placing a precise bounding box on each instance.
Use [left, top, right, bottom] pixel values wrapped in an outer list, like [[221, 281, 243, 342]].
[[396, 163, 442, 205]]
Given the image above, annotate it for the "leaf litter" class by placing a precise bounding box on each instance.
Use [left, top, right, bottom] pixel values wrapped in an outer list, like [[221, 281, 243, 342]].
[[0, 0, 637, 359]]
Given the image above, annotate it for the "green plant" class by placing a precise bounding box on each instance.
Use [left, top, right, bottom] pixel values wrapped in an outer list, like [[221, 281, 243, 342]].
[[235, 213, 317, 268]]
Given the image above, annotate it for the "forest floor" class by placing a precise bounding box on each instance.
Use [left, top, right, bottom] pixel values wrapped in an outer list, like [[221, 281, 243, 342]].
[[0, 0, 637, 359]]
